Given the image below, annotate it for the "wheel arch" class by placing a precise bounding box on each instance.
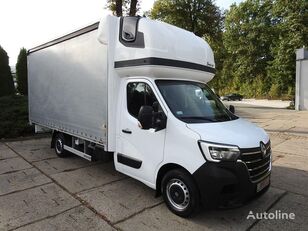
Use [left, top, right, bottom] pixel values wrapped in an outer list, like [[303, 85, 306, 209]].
[[50, 130, 58, 148], [51, 130, 72, 149], [155, 163, 191, 196]]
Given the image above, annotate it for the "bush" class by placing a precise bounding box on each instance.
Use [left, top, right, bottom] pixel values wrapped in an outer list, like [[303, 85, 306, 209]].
[[268, 83, 281, 99], [0, 95, 34, 138]]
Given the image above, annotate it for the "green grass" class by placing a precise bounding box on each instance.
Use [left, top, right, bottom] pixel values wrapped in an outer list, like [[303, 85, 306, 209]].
[[0, 95, 34, 139]]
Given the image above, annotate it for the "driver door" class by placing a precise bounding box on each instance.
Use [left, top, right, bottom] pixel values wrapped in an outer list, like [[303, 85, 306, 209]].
[[116, 79, 167, 187]]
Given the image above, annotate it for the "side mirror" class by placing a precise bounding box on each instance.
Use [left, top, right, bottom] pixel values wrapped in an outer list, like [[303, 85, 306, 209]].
[[153, 111, 167, 132], [138, 106, 154, 129], [229, 105, 235, 114]]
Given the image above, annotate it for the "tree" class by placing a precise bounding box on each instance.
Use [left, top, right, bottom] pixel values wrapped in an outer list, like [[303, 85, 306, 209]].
[[150, 0, 222, 38], [106, 0, 141, 16], [129, 0, 138, 16], [222, 0, 274, 97], [267, 0, 308, 97], [221, 0, 307, 98], [116, 0, 123, 16], [0, 46, 15, 97], [16, 48, 28, 95]]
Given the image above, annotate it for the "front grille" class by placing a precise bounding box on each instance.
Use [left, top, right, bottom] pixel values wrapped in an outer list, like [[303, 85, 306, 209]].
[[239, 141, 271, 183]]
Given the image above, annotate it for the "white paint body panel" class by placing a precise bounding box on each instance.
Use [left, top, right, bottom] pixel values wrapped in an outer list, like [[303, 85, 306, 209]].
[[115, 78, 167, 188], [115, 18, 215, 68], [114, 18, 215, 83], [187, 118, 269, 148], [159, 112, 205, 174], [116, 66, 215, 84]]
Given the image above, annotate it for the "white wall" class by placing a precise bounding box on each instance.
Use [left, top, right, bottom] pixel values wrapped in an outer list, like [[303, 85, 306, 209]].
[[296, 49, 308, 111]]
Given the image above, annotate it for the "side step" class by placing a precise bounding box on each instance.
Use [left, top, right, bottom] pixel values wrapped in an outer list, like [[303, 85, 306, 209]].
[[64, 145, 92, 161], [55, 134, 111, 162]]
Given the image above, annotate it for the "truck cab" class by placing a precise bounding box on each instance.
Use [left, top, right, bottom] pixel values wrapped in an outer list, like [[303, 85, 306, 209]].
[[114, 76, 271, 217], [108, 16, 271, 217]]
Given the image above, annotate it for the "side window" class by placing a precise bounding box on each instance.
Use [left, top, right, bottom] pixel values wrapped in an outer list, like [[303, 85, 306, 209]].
[[127, 82, 160, 118]]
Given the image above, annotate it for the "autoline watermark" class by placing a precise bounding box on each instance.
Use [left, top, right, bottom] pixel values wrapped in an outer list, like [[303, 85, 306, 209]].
[[247, 210, 295, 220]]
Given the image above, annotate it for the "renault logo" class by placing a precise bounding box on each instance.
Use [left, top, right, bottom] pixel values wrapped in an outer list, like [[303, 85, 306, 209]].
[[260, 142, 267, 158]]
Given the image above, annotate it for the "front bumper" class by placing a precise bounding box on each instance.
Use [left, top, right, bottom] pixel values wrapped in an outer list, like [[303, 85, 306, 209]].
[[192, 161, 270, 208]]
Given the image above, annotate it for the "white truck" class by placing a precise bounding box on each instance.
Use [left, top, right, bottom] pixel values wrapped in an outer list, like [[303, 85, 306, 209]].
[[28, 15, 272, 217]]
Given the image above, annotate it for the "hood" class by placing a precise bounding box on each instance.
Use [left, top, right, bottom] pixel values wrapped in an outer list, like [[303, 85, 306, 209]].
[[187, 118, 269, 148]]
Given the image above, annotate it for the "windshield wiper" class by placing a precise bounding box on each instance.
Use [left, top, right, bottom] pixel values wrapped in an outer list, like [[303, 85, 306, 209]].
[[179, 116, 217, 122], [215, 115, 231, 121]]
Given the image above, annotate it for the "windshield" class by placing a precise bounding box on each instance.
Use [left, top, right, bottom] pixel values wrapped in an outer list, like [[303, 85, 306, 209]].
[[155, 80, 238, 123]]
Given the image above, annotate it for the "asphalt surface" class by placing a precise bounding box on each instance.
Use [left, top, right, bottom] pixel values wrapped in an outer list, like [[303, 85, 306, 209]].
[[0, 104, 308, 231]]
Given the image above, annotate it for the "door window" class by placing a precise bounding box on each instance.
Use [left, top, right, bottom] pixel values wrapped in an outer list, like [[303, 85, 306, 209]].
[[127, 82, 160, 118]]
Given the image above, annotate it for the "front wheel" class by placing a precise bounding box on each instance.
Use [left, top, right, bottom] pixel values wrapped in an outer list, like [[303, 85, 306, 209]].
[[162, 169, 200, 217]]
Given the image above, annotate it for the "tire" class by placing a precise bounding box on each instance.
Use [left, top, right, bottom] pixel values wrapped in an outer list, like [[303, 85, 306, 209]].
[[162, 169, 200, 217], [54, 133, 69, 157]]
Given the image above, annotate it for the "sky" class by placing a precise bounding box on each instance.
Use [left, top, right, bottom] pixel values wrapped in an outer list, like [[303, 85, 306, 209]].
[[0, 0, 242, 66]]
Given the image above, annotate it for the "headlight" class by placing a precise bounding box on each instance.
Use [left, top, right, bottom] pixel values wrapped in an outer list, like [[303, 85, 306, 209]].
[[199, 141, 240, 162]]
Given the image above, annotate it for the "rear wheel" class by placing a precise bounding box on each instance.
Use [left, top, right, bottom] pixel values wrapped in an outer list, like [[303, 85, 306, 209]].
[[54, 133, 69, 157], [162, 169, 200, 217]]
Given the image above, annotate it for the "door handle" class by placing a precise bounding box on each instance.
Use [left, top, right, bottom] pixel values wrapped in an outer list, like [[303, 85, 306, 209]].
[[122, 129, 132, 134]]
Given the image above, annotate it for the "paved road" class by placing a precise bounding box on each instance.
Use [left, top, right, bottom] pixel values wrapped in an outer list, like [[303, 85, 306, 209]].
[[0, 106, 308, 231], [225, 99, 291, 109]]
